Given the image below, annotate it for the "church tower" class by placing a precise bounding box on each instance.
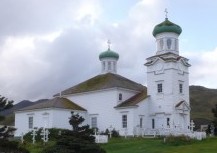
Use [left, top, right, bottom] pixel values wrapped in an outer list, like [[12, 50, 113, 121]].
[[99, 41, 119, 74], [145, 12, 191, 133]]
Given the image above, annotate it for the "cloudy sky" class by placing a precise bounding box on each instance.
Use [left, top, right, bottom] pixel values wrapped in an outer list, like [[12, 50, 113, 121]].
[[0, 0, 217, 103]]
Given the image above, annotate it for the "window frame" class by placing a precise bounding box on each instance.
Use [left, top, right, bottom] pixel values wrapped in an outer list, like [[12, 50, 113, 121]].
[[122, 114, 127, 128], [139, 117, 143, 128], [157, 83, 163, 93], [28, 116, 33, 129], [167, 118, 170, 127], [91, 117, 97, 128], [179, 83, 183, 94], [119, 93, 122, 101], [152, 119, 155, 129]]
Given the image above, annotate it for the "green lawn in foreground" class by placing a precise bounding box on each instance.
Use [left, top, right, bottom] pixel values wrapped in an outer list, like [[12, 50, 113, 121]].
[[101, 137, 217, 153], [24, 137, 217, 153]]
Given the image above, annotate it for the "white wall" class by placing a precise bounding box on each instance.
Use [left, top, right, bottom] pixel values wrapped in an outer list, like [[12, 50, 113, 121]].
[[15, 108, 86, 136], [65, 88, 139, 134], [146, 58, 190, 131]]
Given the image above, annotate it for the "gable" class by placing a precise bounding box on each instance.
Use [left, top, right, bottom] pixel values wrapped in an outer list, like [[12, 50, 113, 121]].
[[175, 101, 190, 111], [115, 89, 148, 108], [54, 73, 146, 96]]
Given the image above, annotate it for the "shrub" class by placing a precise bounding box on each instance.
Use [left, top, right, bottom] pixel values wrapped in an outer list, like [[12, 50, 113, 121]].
[[111, 129, 120, 137], [23, 127, 63, 143], [0, 140, 29, 153]]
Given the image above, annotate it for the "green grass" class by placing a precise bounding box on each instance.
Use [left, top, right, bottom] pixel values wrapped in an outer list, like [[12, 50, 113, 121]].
[[101, 137, 217, 153], [22, 137, 217, 153], [22, 141, 55, 153]]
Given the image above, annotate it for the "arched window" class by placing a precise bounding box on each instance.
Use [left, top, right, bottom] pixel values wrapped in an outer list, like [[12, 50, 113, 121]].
[[167, 38, 172, 50], [108, 61, 111, 70], [160, 39, 164, 50], [103, 61, 105, 70]]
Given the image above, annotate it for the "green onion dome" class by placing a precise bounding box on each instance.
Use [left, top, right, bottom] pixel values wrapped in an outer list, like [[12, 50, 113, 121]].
[[99, 48, 119, 60], [152, 18, 182, 37]]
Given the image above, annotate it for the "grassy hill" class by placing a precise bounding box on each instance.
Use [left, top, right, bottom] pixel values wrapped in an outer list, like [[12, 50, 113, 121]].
[[190, 86, 217, 121]]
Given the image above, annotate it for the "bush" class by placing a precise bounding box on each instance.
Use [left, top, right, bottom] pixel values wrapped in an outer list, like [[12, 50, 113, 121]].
[[164, 135, 194, 146], [0, 140, 29, 153], [42, 112, 106, 153], [111, 129, 120, 137], [23, 128, 63, 143]]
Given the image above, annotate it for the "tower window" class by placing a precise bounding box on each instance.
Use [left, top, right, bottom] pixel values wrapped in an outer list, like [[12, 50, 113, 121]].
[[122, 115, 127, 128], [160, 39, 164, 50], [103, 61, 105, 70], [157, 83, 163, 93], [167, 38, 172, 50], [108, 61, 111, 70], [119, 93, 122, 101], [175, 39, 178, 50], [167, 118, 170, 127], [179, 83, 183, 93]]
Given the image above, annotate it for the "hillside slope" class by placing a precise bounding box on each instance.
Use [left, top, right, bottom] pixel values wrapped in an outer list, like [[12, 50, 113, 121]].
[[190, 85, 217, 121]]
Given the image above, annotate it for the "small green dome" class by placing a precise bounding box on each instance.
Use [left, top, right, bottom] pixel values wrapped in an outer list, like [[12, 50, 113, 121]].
[[99, 48, 119, 60], [152, 18, 182, 37]]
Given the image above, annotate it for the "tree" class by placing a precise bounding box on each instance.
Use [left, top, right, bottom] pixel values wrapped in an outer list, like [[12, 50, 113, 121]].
[[0, 95, 28, 152], [43, 112, 106, 153], [0, 95, 14, 139], [211, 104, 217, 135]]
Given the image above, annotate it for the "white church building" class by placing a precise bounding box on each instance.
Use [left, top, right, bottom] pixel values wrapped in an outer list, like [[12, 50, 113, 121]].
[[15, 17, 192, 137]]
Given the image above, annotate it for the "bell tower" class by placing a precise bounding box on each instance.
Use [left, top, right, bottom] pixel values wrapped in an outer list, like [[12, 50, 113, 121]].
[[145, 11, 191, 133]]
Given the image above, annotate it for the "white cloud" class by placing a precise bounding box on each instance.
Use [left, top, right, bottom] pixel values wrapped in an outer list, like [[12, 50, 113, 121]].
[[183, 48, 217, 88], [2, 0, 215, 103]]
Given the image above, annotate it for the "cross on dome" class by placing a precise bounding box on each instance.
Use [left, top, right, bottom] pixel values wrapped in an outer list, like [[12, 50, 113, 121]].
[[107, 40, 111, 50], [165, 8, 168, 18]]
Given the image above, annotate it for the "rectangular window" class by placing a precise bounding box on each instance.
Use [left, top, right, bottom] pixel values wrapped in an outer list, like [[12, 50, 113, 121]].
[[157, 83, 163, 93], [91, 117, 97, 128], [179, 83, 183, 93], [29, 116, 33, 129], [122, 115, 127, 128], [167, 118, 170, 127], [152, 119, 155, 129], [119, 93, 122, 101], [140, 117, 143, 128]]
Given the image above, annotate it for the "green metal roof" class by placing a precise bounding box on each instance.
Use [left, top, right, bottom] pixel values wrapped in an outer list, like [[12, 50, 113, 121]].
[[99, 48, 119, 60], [152, 18, 182, 37]]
